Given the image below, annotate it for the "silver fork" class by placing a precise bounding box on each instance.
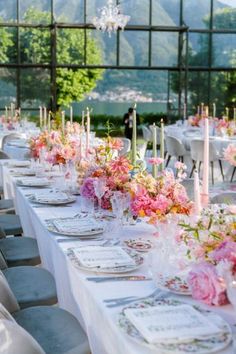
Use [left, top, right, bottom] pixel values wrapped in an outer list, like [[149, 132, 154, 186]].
[[104, 288, 166, 308]]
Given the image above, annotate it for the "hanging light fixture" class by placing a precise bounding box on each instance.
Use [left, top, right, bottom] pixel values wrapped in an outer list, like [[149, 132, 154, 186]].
[[92, 0, 130, 37]]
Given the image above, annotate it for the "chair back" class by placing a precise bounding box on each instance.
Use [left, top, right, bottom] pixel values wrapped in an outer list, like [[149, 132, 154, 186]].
[[118, 138, 131, 156], [166, 136, 186, 156], [2, 133, 22, 151], [141, 125, 152, 142], [0, 270, 20, 313], [180, 178, 202, 201], [0, 150, 10, 159], [190, 139, 218, 162], [0, 303, 45, 354], [137, 142, 147, 160], [211, 192, 236, 204]]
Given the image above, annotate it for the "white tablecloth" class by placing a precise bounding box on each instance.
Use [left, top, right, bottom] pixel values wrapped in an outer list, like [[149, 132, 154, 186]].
[[1, 165, 236, 354]]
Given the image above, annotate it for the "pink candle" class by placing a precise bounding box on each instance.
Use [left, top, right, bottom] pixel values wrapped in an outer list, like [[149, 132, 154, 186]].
[[194, 170, 201, 215], [202, 117, 209, 197], [86, 108, 90, 156]]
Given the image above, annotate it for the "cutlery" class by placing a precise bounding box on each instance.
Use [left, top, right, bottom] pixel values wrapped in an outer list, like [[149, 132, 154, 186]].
[[87, 275, 152, 283], [32, 204, 72, 208], [104, 288, 166, 308]]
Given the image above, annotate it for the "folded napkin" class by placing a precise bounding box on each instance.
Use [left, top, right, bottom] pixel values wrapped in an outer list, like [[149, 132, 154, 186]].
[[72, 246, 136, 269], [17, 177, 49, 186], [53, 218, 103, 234], [124, 304, 222, 345], [34, 192, 69, 203]]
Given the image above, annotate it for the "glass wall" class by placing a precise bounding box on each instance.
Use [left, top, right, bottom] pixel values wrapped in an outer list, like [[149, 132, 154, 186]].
[[0, 0, 235, 117]]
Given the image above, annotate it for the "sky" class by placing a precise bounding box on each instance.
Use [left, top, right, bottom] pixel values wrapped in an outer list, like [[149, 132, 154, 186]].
[[218, 0, 236, 6]]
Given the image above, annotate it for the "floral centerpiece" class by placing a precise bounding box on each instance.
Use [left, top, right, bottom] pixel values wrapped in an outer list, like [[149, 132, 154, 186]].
[[215, 119, 236, 137], [224, 144, 236, 166], [177, 206, 236, 305], [129, 162, 193, 223], [29, 122, 81, 164]]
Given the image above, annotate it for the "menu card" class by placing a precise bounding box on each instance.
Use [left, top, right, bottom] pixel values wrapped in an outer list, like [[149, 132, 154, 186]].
[[53, 218, 103, 234], [73, 246, 136, 268], [124, 304, 222, 344]]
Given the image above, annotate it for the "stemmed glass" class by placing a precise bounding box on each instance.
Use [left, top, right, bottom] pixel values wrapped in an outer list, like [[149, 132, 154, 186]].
[[93, 178, 107, 214]]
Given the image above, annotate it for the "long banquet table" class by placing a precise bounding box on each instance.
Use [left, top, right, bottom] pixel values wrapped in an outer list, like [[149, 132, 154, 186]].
[[1, 163, 236, 354]]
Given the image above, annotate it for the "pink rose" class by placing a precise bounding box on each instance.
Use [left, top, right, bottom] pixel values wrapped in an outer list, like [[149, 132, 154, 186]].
[[80, 177, 96, 199], [210, 241, 236, 265], [148, 157, 164, 166], [187, 262, 228, 306]]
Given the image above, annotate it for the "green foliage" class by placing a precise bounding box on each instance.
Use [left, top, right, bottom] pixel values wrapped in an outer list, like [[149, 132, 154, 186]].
[[0, 24, 14, 63], [3, 7, 104, 107]]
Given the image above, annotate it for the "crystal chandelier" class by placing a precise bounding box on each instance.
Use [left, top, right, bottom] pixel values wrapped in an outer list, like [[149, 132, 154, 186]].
[[92, 0, 130, 37]]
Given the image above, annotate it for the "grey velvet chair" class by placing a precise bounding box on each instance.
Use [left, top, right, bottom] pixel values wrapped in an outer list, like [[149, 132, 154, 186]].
[[0, 149, 10, 159], [0, 213, 23, 235], [0, 274, 90, 354], [0, 199, 15, 213], [0, 227, 40, 267], [0, 250, 56, 309]]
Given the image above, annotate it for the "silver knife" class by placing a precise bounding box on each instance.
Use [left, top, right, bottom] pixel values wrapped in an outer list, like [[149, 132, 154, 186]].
[[86, 275, 152, 282]]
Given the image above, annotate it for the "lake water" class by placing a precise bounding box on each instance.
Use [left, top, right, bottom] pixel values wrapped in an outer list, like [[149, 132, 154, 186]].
[[70, 100, 168, 116]]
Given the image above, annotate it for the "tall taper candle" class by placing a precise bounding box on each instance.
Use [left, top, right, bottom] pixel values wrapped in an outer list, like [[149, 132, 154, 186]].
[[131, 104, 137, 166], [10, 103, 14, 119], [61, 111, 65, 134], [86, 107, 90, 156], [48, 112, 51, 132], [205, 106, 209, 118], [234, 108, 236, 121], [226, 107, 229, 119], [152, 123, 157, 178], [201, 102, 204, 117], [43, 107, 47, 129], [70, 106, 73, 124], [183, 103, 187, 120], [160, 118, 165, 171], [202, 117, 209, 202], [39, 106, 42, 129], [197, 105, 200, 115], [82, 110, 85, 130], [5, 106, 8, 119], [213, 103, 216, 118], [194, 170, 201, 215]]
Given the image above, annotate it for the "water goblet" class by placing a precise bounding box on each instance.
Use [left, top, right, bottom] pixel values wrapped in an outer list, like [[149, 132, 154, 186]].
[[93, 178, 107, 214]]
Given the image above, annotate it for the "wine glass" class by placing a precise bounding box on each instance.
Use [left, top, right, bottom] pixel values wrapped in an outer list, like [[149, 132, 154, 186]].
[[93, 178, 107, 213]]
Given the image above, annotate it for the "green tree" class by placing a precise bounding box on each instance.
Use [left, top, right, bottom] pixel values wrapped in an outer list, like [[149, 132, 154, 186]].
[[6, 8, 104, 108]]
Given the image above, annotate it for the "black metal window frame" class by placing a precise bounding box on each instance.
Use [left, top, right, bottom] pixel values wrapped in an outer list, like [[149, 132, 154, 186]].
[[0, 0, 235, 115]]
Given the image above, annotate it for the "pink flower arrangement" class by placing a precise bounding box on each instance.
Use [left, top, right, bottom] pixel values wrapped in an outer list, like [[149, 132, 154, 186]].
[[148, 157, 164, 166], [80, 156, 133, 209], [187, 262, 228, 306], [216, 119, 236, 137], [129, 169, 193, 222], [224, 143, 236, 166]]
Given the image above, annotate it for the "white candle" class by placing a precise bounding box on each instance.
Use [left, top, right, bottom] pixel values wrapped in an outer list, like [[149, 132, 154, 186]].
[[234, 108, 236, 121], [82, 111, 85, 130], [226, 107, 229, 119], [152, 123, 157, 178], [160, 119, 165, 171], [18, 107, 21, 120], [213, 103, 216, 118], [201, 103, 204, 117], [48, 112, 51, 132], [70, 106, 73, 124], [205, 106, 209, 118], [202, 117, 209, 197], [61, 111, 65, 134], [43, 107, 47, 129], [194, 170, 201, 215], [197, 106, 200, 115], [5, 106, 8, 119], [10, 103, 14, 119], [80, 134, 83, 159], [131, 104, 137, 166], [183, 103, 187, 120], [86, 108, 90, 156], [39, 106, 43, 129]]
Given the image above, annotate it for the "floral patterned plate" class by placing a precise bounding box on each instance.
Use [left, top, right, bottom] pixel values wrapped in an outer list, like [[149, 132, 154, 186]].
[[123, 239, 153, 253], [67, 247, 144, 274], [154, 274, 191, 295], [118, 297, 232, 354]]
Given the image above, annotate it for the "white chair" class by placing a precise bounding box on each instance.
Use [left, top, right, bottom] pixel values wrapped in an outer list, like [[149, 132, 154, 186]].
[[189, 139, 224, 184], [180, 178, 202, 201], [118, 138, 131, 156], [137, 142, 147, 160], [210, 192, 236, 204], [165, 135, 189, 166], [2, 133, 22, 151], [141, 125, 152, 142]]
